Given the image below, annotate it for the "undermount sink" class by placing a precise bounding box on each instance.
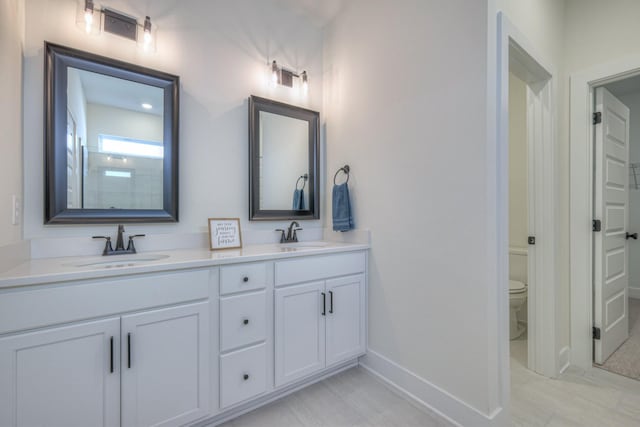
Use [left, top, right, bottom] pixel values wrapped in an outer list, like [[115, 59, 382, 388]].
[[68, 254, 170, 268], [280, 241, 331, 250]]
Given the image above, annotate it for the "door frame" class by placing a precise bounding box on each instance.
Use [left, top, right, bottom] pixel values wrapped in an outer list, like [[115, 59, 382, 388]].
[[497, 12, 558, 379], [569, 54, 640, 370]]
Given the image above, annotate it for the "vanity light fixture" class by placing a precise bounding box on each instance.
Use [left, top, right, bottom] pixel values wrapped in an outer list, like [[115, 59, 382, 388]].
[[268, 60, 309, 94], [77, 0, 157, 51]]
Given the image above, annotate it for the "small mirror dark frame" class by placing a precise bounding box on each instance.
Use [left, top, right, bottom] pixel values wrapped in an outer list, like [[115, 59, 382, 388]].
[[44, 42, 179, 224], [249, 95, 320, 221]]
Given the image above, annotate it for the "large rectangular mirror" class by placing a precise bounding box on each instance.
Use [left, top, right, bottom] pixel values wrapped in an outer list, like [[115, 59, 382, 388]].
[[45, 42, 179, 224], [249, 96, 319, 220]]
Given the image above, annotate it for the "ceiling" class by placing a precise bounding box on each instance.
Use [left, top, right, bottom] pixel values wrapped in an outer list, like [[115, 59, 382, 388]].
[[275, 0, 346, 27], [76, 68, 164, 116]]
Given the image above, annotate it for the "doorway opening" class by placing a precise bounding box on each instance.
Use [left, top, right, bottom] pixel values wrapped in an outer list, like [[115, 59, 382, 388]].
[[591, 77, 640, 380], [570, 57, 640, 375], [498, 13, 559, 379], [507, 71, 531, 369]]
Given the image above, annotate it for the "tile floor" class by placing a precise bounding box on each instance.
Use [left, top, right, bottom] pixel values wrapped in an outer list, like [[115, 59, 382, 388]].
[[510, 337, 640, 426], [218, 341, 640, 426], [218, 367, 451, 427]]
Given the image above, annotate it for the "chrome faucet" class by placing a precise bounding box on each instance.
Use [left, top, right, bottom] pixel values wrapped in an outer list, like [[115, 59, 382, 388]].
[[275, 221, 303, 243], [93, 224, 145, 256]]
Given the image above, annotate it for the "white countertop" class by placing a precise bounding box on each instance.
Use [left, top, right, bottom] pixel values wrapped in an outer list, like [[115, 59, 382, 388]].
[[0, 241, 369, 289]]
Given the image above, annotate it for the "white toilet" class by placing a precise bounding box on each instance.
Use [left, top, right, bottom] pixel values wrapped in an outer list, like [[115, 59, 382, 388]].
[[509, 280, 527, 340]]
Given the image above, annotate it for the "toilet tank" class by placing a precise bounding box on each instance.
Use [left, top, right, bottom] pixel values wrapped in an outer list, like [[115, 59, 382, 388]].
[[509, 247, 528, 284]]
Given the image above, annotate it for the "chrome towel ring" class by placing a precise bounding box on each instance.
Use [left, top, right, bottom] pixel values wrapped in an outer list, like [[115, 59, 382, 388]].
[[333, 165, 350, 185], [296, 174, 308, 190]]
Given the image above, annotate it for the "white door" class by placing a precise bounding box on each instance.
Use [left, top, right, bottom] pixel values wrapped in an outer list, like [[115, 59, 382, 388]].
[[594, 87, 631, 364], [325, 274, 366, 366], [0, 318, 120, 427], [274, 281, 326, 387], [121, 302, 210, 427]]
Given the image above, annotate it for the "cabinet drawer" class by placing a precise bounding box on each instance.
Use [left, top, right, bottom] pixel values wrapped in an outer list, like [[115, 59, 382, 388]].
[[275, 252, 366, 286], [220, 343, 267, 408], [220, 291, 266, 352], [220, 263, 267, 295], [0, 269, 210, 335]]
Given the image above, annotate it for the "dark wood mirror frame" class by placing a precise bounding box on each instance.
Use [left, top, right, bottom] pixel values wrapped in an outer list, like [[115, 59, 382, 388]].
[[248, 95, 320, 221], [44, 42, 179, 224]]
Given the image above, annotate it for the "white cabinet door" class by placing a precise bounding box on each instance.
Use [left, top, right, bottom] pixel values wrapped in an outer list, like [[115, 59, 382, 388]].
[[274, 281, 326, 387], [0, 318, 120, 427], [325, 274, 366, 366], [121, 302, 210, 427]]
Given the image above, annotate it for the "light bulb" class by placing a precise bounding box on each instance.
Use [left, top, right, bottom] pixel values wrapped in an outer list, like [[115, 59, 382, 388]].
[[143, 16, 152, 47], [271, 60, 279, 86], [84, 0, 94, 34], [301, 71, 309, 94]]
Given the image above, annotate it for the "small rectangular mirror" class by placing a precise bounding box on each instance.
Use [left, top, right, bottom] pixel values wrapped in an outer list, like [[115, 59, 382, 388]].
[[45, 42, 179, 223], [249, 96, 319, 220]]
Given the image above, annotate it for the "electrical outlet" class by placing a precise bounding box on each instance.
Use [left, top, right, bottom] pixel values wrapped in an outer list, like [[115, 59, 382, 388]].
[[11, 195, 20, 225]]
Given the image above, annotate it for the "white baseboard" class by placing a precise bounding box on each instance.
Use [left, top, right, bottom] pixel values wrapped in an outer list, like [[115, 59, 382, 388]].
[[629, 287, 640, 300], [359, 349, 500, 427], [559, 346, 571, 374]]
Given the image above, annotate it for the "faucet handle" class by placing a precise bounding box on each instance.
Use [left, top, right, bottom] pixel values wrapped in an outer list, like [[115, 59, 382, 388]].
[[126, 234, 146, 253], [92, 236, 113, 255], [275, 229, 286, 243], [292, 227, 303, 242]]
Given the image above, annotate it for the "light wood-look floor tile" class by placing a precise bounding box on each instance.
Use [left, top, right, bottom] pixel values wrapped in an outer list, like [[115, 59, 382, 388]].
[[510, 340, 640, 426], [219, 367, 451, 427], [220, 350, 640, 426]]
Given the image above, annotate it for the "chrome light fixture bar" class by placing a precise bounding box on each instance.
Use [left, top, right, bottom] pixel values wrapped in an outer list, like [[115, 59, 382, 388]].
[[269, 60, 309, 93], [78, 0, 156, 50]]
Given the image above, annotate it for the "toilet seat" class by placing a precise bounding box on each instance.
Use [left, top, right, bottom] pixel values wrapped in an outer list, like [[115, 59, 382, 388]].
[[509, 280, 526, 294]]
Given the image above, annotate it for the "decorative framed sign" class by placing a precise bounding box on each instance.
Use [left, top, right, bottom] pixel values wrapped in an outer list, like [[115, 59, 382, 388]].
[[208, 218, 243, 250]]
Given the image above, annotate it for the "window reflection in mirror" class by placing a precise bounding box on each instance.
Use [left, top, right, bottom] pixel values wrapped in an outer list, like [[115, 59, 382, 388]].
[[259, 111, 309, 211], [66, 67, 164, 210]]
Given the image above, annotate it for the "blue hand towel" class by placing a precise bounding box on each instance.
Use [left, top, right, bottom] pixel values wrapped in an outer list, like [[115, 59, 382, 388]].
[[332, 183, 354, 231], [292, 189, 305, 210]]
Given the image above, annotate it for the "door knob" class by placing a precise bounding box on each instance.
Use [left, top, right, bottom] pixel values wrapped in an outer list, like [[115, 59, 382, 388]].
[[626, 232, 638, 240]]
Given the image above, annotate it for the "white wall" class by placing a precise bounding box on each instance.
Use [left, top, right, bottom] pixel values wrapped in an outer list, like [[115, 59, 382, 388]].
[[23, 0, 324, 241], [0, 0, 24, 247], [618, 91, 640, 296], [508, 72, 528, 250], [324, 0, 497, 419]]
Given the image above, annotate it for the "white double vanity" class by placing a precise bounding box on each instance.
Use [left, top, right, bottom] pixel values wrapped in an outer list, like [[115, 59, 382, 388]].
[[0, 242, 368, 427]]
